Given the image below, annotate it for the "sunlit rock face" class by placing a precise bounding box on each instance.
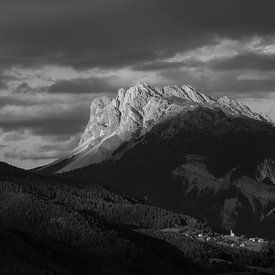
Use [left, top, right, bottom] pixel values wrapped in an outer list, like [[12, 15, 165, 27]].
[[79, 83, 271, 146], [78, 83, 213, 147], [79, 96, 120, 145], [43, 82, 272, 173]]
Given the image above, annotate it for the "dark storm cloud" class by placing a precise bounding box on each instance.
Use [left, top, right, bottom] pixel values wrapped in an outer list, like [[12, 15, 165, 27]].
[[13, 83, 36, 94], [0, 0, 274, 70], [134, 51, 275, 74], [133, 61, 186, 72], [210, 53, 275, 71], [0, 80, 7, 89], [0, 115, 86, 136], [48, 76, 119, 94], [0, 71, 12, 89], [0, 107, 88, 136], [220, 79, 275, 94], [196, 76, 275, 97], [159, 66, 275, 98]]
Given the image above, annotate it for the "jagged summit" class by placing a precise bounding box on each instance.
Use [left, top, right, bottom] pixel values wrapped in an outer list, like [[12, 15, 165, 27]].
[[79, 82, 271, 145], [78, 83, 215, 147], [41, 82, 272, 173]]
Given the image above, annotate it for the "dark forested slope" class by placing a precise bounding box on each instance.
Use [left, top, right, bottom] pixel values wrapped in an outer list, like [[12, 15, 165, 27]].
[[2, 162, 275, 274]]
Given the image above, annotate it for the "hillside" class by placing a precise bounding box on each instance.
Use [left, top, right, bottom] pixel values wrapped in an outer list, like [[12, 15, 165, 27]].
[[1, 162, 275, 274], [64, 107, 275, 240]]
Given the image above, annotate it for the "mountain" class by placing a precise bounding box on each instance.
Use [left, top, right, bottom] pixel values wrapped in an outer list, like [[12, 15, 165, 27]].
[[39, 82, 272, 174], [65, 107, 275, 239], [3, 82, 275, 273], [37, 83, 275, 239]]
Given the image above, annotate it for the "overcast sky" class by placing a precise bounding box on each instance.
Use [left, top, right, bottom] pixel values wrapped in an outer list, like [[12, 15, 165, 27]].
[[0, 0, 275, 169]]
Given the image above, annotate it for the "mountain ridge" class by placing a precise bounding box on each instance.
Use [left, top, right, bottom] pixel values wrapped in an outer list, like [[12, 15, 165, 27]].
[[39, 82, 272, 174]]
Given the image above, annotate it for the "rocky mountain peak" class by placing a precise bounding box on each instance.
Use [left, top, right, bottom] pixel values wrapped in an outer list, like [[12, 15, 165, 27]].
[[218, 95, 273, 122], [218, 96, 250, 113], [181, 84, 215, 104], [49, 82, 272, 173], [80, 82, 213, 146]]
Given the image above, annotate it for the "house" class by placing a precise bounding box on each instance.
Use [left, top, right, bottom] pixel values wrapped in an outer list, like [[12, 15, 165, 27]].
[[258, 238, 264, 243], [230, 230, 235, 237], [240, 243, 245, 248]]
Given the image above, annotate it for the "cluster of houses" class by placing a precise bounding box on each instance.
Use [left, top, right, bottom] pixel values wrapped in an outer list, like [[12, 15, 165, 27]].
[[161, 227, 266, 251], [195, 229, 265, 250], [248, 237, 265, 243]]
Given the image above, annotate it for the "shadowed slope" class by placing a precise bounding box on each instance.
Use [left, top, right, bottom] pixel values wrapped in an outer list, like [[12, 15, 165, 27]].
[[65, 107, 275, 239]]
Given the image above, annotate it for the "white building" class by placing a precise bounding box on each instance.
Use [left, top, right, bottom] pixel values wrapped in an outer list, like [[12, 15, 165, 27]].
[[257, 238, 264, 243]]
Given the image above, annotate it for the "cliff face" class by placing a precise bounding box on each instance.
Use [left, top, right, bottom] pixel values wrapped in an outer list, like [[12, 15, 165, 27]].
[[41, 82, 272, 173], [79, 83, 215, 148]]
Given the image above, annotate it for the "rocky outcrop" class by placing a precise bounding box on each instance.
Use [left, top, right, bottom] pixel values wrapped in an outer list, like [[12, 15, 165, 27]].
[[218, 96, 271, 122], [79, 96, 120, 145], [256, 158, 275, 185]]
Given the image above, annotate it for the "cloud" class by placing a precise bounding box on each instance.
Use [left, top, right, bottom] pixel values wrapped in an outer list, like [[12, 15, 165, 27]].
[[0, 79, 7, 89], [237, 71, 275, 81], [0, 100, 89, 136], [0, 95, 39, 108], [3, 135, 79, 161], [2, 129, 30, 142], [0, 0, 274, 70], [48, 76, 119, 94], [4, 150, 56, 162], [132, 61, 186, 72], [209, 53, 275, 71], [2, 65, 147, 95], [0, 0, 274, 169], [0, 114, 86, 136], [3, 66, 105, 89], [0, 128, 80, 168], [157, 66, 275, 99]]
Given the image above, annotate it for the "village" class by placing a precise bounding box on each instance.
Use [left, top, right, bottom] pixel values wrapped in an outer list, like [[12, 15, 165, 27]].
[[161, 228, 266, 252]]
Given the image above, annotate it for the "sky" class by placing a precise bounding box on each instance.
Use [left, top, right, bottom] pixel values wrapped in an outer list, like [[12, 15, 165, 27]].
[[0, 0, 275, 169]]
